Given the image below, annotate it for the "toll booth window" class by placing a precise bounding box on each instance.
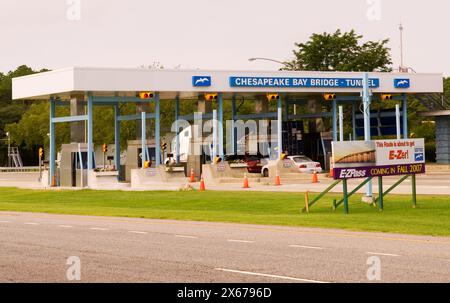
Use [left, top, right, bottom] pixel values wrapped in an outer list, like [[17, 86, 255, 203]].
[[76, 152, 95, 169]]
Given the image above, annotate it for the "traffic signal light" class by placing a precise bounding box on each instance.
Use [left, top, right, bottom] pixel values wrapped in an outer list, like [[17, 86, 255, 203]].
[[323, 93, 336, 101], [266, 93, 279, 101], [139, 92, 155, 99], [204, 93, 218, 101], [161, 142, 167, 151], [38, 147, 44, 159], [381, 94, 393, 101], [102, 143, 108, 153]]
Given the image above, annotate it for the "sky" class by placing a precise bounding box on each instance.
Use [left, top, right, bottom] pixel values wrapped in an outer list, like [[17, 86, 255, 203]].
[[0, 0, 448, 75]]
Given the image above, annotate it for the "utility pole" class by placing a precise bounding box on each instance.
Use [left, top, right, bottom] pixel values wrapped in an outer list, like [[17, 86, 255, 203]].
[[399, 23, 410, 73]]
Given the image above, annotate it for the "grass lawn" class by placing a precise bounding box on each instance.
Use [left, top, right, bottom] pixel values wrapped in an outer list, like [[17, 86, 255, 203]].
[[0, 187, 449, 236]]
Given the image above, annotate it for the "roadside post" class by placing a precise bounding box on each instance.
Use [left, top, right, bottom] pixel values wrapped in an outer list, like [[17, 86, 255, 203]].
[[304, 192, 309, 214]]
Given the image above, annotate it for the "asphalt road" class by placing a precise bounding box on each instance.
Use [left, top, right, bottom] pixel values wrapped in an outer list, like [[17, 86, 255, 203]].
[[0, 211, 449, 283], [3, 171, 450, 195]]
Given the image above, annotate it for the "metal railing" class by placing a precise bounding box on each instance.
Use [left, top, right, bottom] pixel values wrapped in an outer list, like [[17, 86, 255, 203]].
[[0, 166, 41, 173]]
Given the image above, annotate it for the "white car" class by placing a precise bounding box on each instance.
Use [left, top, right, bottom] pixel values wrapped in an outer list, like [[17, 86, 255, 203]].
[[288, 155, 323, 174]]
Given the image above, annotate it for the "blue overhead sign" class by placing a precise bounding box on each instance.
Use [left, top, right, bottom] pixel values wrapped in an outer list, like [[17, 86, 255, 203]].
[[229, 77, 380, 88], [192, 76, 212, 87], [394, 79, 410, 88]]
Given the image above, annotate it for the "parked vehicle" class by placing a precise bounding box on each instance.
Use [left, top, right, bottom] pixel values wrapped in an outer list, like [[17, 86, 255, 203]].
[[226, 155, 266, 174], [288, 155, 323, 174]]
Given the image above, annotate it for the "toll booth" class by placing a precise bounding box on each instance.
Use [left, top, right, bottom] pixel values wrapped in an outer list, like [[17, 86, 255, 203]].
[[125, 140, 156, 182], [11, 68, 443, 189], [59, 143, 94, 187]]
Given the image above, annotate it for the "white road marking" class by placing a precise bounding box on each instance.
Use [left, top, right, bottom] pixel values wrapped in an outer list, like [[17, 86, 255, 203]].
[[128, 231, 148, 234], [215, 268, 329, 284], [90, 227, 109, 231], [59, 225, 73, 228], [0, 220, 11, 223], [227, 239, 254, 243], [175, 235, 198, 239], [367, 252, 400, 257], [289, 245, 324, 250], [24, 222, 39, 225]]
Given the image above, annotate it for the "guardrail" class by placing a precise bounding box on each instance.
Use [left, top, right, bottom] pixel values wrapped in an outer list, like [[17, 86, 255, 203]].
[[0, 167, 41, 173]]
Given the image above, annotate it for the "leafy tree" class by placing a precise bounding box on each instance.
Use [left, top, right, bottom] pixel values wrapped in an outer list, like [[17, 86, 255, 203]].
[[0, 65, 47, 165], [284, 29, 392, 72], [444, 78, 450, 101]]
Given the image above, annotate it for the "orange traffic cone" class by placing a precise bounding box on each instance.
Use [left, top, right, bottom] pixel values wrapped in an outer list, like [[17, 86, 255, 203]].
[[199, 175, 206, 191], [51, 175, 57, 187], [312, 171, 319, 184], [275, 170, 282, 186], [189, 168, 195, 183], [243, 173, 250, 189], [329, 163, 334, 178]]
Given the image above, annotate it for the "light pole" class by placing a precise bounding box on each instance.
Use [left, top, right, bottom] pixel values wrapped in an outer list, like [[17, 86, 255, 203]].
[[248, 57, 293, 69]]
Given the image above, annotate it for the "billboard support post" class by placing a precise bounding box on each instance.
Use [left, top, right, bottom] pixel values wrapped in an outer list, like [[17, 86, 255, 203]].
[[412, 174, 417, 208], [334, 177, 373, 209], [378, 176, 384, 211], [343, 179, 349, 214]]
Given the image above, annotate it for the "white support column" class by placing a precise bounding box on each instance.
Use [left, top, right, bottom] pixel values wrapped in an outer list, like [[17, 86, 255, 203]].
[[141, 111, 146, 168], [362, 73, 373, 200], [87, 94, 94, 171], [277, 96, 283, 159], [212, 109, 217, 161], [339, 105, 344, 142], [155, 93, 161, 165], [396, 104, 401, 140]]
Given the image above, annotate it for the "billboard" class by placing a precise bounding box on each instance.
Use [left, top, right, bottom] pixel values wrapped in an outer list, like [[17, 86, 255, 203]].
[[332, 139, 426, 180]]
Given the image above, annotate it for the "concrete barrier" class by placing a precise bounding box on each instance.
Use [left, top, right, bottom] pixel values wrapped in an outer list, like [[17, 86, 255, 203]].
[[202, 162, 261, 185], [88, 171, 127, 190], [264, 159, 325, 185], [0, 171, 43, 188], [130, 166, 186, 189], [267, 159, 299, 178]]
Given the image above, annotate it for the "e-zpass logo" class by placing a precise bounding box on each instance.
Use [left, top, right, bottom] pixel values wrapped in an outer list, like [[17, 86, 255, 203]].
[[339, 169, 367, 179]]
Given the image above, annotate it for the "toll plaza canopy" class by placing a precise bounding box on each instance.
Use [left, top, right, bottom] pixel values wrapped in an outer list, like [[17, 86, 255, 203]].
[[12, 67, 444, 186], [13, 67, 443, 99]]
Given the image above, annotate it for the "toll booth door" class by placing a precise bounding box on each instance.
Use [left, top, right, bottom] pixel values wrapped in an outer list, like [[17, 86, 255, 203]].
[[72, 152, 95, 187], [71, 153, 77, 187], [302, 133, 321, 162], [282, 121, 305, 156]]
